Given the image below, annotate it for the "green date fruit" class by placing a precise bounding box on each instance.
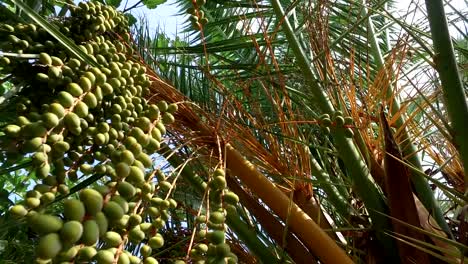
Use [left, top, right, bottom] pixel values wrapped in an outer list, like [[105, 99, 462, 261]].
[[36, 233, 62, 259]]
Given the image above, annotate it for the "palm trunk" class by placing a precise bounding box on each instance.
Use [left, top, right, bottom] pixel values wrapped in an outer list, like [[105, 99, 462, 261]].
[[293, 190, 341, 242], [225, 144, 354, 264], [227, 176, 318, 263], [381, 110, 431, 263]]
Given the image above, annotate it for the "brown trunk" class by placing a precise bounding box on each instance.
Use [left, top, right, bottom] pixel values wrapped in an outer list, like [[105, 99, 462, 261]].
[[227, 176, 318, 263], [414, 194, 462, 263], [380, 109, 431, 264]]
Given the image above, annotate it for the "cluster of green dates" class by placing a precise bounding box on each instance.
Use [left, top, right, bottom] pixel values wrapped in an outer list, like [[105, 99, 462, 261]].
[[0, 1, 238, 263], [188, 169, 239, 264], [318, 111, 355, 138], [0, 23, 48, 56], [67, 1, 130, 43], [0, 2, 128, 57], [187, 0, 209, 29], [10, 186, 171, 264], [1, 0, 170, 187]]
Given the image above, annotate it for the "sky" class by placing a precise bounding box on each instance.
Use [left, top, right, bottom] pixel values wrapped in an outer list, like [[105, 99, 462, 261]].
[[121, 0, 184, 38]]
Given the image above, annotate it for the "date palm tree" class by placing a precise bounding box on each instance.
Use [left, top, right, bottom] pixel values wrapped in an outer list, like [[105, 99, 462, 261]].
[[134, 0, 468, 262], [0, 0, 467, 263]]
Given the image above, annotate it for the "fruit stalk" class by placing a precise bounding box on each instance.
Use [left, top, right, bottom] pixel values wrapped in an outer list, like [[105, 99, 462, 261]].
[[270, 0, 397, 256], [225, 143, 354, 264], [424, 0, 468, 192]]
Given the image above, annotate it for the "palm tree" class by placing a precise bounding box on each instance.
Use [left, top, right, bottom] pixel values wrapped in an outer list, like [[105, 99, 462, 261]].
[[0, 0, 467, 263], [135, 0, 468, 262]]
